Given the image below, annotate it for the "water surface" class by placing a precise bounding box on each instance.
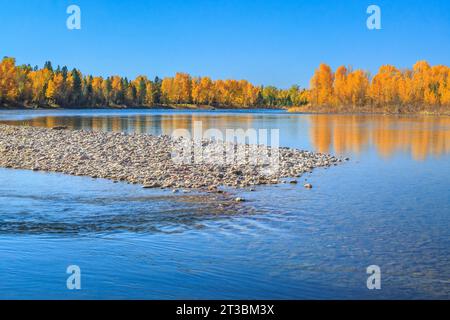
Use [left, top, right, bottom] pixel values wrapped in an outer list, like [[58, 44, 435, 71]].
[[0, 109, 449, 299]]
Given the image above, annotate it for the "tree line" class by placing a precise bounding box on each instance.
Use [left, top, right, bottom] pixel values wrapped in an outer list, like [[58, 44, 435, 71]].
[[1, 56, 449, 112], [0, 57, 307, 109], [309, 61, 450, 112]]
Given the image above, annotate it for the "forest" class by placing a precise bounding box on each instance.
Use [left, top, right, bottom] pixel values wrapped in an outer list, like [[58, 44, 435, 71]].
[[0, 57, 307, 109], [308, 61, 450, 113], [0, 56, 449, 113]]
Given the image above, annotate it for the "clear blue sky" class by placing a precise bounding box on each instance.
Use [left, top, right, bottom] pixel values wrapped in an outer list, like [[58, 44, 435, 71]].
[[1, 0, 450, 88]]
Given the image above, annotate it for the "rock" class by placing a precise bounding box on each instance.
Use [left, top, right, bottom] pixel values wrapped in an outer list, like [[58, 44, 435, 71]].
[[235, 197, 245, 202], [289, 180, 298, 184], [143, 183, 161, 189], [304, 183, 313, 189], [51, 126, 68, 130]]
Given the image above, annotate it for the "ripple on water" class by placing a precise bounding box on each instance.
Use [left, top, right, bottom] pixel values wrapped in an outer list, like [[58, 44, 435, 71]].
[[0, 168, 261, 236]]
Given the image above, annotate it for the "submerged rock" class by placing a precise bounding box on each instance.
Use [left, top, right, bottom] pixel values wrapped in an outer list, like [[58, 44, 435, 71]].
[[142, 183, 161, 189]]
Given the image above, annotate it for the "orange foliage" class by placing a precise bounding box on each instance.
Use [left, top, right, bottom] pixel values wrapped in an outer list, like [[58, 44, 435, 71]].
[[1, 56, 449, 112], [309, 61, 450, 112]]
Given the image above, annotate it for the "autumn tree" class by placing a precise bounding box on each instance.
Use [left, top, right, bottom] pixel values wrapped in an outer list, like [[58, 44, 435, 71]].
[[397, 70, 414, 109], [346, 70, 369, 107], [261, 86, 279, 107], [15, 65, 32, 103], [310, 63, 334, 106], [173, 73, 192, 103], [161, 77, 174, 104], [411, 60, 431, 107], [0, 57, 20, 104], [369, 65, 402, 109], [288, 86, 309, 106], [192, 77, 216, 105], [110, 76, 125, 105], [2, 56, 449, 112], [28, 68, 52, 105], [45, 73, 65, 105], [91, 76, 104, 106], [134, 76, 148, 105], [333, 66, 349, 107]]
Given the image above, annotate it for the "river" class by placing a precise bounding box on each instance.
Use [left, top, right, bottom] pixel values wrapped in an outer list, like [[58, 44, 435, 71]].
[[0, 109, 449, 299]]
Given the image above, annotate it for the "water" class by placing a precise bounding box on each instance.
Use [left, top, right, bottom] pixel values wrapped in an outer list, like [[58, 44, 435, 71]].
[[0, 109, 449, 299]]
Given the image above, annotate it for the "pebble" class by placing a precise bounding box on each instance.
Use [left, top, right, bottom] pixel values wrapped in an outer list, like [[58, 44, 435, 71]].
[[0, 124, 342, 191]]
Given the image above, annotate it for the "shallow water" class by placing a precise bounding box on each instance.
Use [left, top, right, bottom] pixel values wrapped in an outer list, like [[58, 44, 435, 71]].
[[0, 109, 449, 299]]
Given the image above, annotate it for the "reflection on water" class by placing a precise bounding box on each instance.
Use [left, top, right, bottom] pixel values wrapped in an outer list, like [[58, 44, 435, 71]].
[[309, 115, 450, 161], [2, 112, 449, 161]]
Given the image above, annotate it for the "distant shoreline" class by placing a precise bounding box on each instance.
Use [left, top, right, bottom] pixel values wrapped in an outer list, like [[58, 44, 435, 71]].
[[1, 104, 449, 116], [0, 103, 286, 111], [287, 106, 450, 116]]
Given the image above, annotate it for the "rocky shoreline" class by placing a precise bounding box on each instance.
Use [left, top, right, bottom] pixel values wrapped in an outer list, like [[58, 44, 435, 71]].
[[0, 124, 343, 192]]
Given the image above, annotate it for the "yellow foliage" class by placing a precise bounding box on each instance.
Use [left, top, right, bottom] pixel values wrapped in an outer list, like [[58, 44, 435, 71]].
[[28, 69, 52, 104], [1, 56, 449, 112], [46, 73, 64, 102], [0, 57, 19, 102], [310, 64, 334, 106]]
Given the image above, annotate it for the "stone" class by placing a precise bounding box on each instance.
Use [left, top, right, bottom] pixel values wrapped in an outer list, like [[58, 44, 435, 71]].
[[51, 126, 68, 130], [0, 124, 341, 192], [142, 183, 161, 189]]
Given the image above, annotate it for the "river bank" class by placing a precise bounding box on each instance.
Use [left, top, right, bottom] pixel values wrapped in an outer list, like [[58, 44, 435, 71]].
[[3, 104, 449, 116], [0, 124, 341, 192], [288, 105, 450, 116], [0, 103, 286, 111]]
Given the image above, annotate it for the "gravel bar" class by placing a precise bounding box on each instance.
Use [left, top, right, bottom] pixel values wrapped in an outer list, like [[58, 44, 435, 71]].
[[0, 125, 343, 191]]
